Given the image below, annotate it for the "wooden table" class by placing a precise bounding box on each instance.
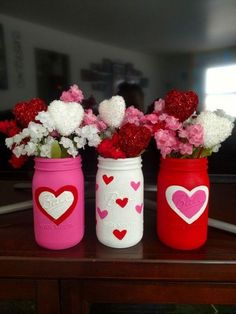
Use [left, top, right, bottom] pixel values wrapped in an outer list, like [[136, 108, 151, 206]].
[[0, 180, 236, 313]]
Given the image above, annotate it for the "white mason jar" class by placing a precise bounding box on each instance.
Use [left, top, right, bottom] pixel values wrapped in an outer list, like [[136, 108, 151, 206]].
[[96, 156, 144, 248]]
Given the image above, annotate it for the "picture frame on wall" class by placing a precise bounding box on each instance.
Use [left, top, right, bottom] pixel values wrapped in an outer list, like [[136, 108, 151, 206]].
[[35, 48, 70, 102], [0, 24, 8, 89]]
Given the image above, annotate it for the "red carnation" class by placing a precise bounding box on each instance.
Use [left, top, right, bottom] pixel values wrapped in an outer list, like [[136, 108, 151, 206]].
[[97, 133, 126, 159], [0, 120, 21, 136], [8, 154, 28, 169], [164, 90, 198, 122], [119, 123, 151, 157], [13, 98, 47, 128]]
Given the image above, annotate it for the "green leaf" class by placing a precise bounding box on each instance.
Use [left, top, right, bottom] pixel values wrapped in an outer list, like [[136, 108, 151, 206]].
[[50, 140, 61, 158]]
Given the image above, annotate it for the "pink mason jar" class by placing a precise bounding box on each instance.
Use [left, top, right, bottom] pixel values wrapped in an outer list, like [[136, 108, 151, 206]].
[[32, 157, 84, 250]]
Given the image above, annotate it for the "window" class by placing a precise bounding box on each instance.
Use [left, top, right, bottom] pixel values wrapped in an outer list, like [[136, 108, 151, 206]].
[[205, 64, 236, 117]]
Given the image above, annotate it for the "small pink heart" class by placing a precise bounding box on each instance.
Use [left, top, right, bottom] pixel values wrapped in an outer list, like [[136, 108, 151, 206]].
[[96, 183, 99, 191], [97, 207, 108, 219], [135, 203, 143, 214], [130, 181, 140, 191]]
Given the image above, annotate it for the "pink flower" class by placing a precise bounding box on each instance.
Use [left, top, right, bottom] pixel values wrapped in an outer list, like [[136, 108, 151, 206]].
[[83, 109, 107, 131], [122, 106, 144, 126], [179, 142, 193, 155], [154, 99, 165, 113], [60, 84, 84, 103], [140, 113, 159, 125], [179, 124, 203, 147], [154, 129, 178, 158], [165, 115, 182, 131]]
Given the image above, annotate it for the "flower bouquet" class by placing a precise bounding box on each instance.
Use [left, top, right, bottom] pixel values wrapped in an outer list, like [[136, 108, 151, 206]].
[[0, 85, 102, 250], [147, 89, 234, 250], [94, 95, 152, 248]]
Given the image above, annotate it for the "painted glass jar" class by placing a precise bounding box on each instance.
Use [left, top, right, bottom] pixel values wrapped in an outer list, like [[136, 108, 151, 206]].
[[32, 156, 84, 250], [157, 158, 209, 250], [96, 156, 144, 248]]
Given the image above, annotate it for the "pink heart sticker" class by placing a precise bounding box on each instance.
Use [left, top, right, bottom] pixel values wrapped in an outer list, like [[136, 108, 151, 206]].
[[130, 181, 140, 191], [97, 207, 108, 219], [166, 185, 209, 224], [135, 203, 143, 214]]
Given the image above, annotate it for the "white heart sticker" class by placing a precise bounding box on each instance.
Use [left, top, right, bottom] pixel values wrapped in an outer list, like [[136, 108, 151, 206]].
[[38, 191, 74, 220]]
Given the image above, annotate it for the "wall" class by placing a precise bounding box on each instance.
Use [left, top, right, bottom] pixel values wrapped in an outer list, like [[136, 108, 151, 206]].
[[0, 14, 160, 111]]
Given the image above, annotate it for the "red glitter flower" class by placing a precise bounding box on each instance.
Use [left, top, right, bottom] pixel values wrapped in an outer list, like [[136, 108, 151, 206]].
[[13, 98, 47, 128], [164, 90, 198, 122], [119, 123, 151, 157]]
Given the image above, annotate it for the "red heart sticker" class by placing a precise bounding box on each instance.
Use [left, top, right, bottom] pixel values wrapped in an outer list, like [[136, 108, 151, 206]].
[[35, 185, 78, 225], [116, 198, 128, 208], [102, 175, 114, 185], [113, 229, 127, 240]]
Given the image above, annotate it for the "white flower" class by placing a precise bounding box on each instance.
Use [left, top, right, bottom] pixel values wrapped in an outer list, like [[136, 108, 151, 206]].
[[67, 146, 78, 157], [24, 142, 38, 156], [5, 137, 14, 149], [88, 133, 101, 147], [40, 137, 55, 158], [59, 137, 74, 148], [13, 145, 26, 157], [28, 122, 48, 140], [98, 96, 125, 128], [13, 133, 23, 144], [195, 111, 234, 148], [48, 100, 84, 136], [74, 136, 86, 149], [36, 111, 55, 132], [40, 145, 51, 158]]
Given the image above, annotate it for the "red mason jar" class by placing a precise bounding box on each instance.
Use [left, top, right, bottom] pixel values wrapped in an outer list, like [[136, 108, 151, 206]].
[[157, 158, 210, 250]]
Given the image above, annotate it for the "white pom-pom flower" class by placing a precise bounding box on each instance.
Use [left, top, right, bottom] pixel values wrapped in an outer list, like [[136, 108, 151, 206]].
[[48, 100, 84, 136], [36, 111, 55, 132], [98, 96, 125, 128], [195, 110, 234, 148]]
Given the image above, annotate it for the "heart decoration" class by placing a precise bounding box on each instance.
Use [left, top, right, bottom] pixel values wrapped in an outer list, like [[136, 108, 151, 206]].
[[130, 181, 140, 191], [96, 183, 99, 191], [13, 98, 47, 128], [135, 203, 143, 214], [98, 96, 125, 128], [48, 100, 84, 136], [97, 207, 108, 219], [165, 185, 209, 224], [116, 198, 128, 208], [113, 229, 127, 240], [35, 185, 78, 225], [102, 175, 114, 185]]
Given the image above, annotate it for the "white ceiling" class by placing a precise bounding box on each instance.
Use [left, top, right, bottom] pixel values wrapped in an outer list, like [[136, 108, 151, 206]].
[[1, 0, 236, 54]]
